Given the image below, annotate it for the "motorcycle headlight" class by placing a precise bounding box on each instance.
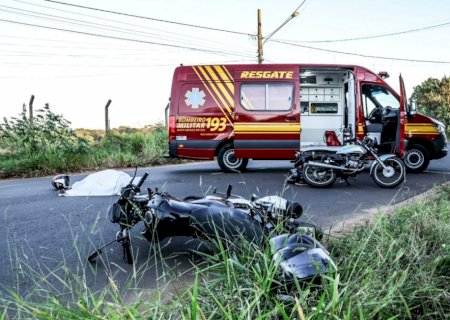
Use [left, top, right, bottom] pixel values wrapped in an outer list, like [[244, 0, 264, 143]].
[[108, 203, 123, 223]]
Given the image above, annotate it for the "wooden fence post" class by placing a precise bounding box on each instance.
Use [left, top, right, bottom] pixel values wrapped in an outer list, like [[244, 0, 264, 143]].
[[105, 99, 111, 133], [29, 95, 35, 123]]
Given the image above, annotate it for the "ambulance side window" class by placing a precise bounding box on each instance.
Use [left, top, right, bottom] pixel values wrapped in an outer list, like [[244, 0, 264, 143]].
[[240, 84, 265, 110], [241, 83, 293, 111]]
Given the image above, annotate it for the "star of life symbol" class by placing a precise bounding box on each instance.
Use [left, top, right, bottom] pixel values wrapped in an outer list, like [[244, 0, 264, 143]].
[[185, 88, 206, 109]]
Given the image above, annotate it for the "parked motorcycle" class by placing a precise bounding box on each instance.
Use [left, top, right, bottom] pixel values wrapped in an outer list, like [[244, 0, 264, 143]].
[[288, 136, 406, 188], [88, 170, 335, 283]]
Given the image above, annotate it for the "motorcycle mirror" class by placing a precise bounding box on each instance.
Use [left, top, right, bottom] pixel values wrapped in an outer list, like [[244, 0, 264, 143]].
[[226, 185, 232, 199], [130, 166, 138, 185]]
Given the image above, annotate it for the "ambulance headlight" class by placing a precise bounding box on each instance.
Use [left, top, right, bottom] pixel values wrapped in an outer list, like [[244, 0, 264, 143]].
[[434, 123, 446, 135]]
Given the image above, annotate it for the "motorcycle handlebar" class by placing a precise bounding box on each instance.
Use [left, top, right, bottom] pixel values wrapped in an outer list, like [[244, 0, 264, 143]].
[[136, 172, 149, 189]]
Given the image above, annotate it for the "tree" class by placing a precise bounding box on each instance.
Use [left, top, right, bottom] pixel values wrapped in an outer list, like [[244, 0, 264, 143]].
[[411, 76, 450, 132]]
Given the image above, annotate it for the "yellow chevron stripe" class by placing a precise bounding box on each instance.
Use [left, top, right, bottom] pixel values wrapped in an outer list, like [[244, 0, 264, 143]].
[[192, 67, 233, 127], [204, 66, 234, 110], [223, 65, 234, 82], [198, 66, 233, 115], [214, 65, 234, 94]]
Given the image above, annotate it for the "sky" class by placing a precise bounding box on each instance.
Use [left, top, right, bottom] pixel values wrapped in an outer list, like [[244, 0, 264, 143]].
[[1, 0, 449, 129]]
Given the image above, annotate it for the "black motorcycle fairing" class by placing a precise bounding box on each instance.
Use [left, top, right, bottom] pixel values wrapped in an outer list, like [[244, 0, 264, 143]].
[[188, 205, 264, 245], [144, 195, 264, 245]]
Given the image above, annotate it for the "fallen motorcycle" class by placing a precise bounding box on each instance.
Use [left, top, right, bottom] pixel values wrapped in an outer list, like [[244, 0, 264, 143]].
[[88, 170, 335, 283], [288, 136, 406, 188]]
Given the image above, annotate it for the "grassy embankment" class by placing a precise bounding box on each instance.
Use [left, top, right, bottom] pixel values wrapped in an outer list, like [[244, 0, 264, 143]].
[[0, 105, 172, 178], [1, 184, 449, 319]]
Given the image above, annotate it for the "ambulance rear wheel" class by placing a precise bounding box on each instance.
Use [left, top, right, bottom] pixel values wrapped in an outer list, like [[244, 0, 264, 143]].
[[217, 144, 248, 172]]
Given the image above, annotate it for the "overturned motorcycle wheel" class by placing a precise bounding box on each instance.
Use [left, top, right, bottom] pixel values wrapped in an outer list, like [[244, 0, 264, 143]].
[[371, 157, 405, 188], [302, 165, 336, 188]]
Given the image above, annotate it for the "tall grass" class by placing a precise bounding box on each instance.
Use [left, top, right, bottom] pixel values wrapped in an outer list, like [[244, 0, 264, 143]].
[[0, 104, 173, 178], [0, 125, 171, 178], [1, 185, 449, 319]]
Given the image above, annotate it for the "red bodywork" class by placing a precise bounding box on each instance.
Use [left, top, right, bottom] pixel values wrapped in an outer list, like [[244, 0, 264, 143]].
[[168, 64, 440, 161]]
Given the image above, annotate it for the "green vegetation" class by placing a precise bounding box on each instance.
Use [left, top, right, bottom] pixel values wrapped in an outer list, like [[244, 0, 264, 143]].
[[412, 76, 450, 134], [0, 104, 171, 178], [1, 185, 449, 319]]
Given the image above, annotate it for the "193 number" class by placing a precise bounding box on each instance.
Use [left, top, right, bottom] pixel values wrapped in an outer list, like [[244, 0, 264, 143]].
[[206, 117, 227, 132]]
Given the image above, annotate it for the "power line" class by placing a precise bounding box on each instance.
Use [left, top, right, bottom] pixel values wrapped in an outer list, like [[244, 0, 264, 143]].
[[42, 0, 254, 37], [264, 0, 307, 44], [3, 2, 255, 58], [0, 5, 228, 52], [10, 0, 255, 53], [277, 20, 450, 43], [0, 47, 166, 59], [0, 5, 167, 39], [272, 39, 450, 64], [0, 18, 256, 59], [0, 39, 164, 52], [0, 60, 182, 67]]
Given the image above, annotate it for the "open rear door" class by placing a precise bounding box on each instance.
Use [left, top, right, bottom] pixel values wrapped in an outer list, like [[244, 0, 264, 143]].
[[395, 74, 407, 157]]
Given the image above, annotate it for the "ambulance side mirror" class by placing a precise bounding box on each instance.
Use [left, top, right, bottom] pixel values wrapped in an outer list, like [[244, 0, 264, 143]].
[[409, 100, 417, 117]]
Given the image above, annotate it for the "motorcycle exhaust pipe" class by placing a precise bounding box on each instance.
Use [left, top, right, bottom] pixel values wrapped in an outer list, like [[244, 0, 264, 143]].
[[305, 161, 345, 171]]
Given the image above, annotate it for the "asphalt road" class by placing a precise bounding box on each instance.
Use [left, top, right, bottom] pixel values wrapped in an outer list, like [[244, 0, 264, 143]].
[[1, 149, 449, 298]]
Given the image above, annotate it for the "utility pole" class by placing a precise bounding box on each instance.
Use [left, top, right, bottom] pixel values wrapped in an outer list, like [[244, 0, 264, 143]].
[[105, 99, 111, 133], [256, 6, 301, 63], [29, 95, 35, 123], [257, 9, 263, 64]]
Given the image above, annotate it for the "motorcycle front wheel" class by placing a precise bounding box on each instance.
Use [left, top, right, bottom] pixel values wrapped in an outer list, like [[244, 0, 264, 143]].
[[302, 164, 337, 188], [371, 157, 405, 188]]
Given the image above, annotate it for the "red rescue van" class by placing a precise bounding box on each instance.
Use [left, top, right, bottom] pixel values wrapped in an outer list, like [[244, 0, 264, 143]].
[[166, 64, 447, 173]]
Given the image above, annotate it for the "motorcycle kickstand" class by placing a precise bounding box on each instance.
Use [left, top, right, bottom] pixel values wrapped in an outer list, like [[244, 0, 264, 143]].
[[117, 228, 133, 264], [121, 238, 133, 264], [88, 238, 117, 262]]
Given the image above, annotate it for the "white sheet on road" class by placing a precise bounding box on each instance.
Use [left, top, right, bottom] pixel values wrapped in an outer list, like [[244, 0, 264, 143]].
[[64, 169, 139, 196]]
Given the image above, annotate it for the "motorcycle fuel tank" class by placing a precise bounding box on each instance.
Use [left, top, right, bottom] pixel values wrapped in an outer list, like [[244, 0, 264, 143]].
[[336, 145, 366, 155]]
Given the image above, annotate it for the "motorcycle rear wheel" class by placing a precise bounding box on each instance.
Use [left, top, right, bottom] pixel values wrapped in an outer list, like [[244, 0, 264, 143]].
[[371, 157, 405, 188], [302, 164, 336, 188]]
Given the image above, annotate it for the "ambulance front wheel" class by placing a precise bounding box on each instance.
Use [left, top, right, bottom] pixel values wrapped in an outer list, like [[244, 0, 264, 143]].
[[404, 144, 430, 173], [217, 144, 248, 173]]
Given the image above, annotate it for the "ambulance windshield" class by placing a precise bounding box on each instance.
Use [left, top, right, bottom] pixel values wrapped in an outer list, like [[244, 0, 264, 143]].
[[369, 86, 399, 110]]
